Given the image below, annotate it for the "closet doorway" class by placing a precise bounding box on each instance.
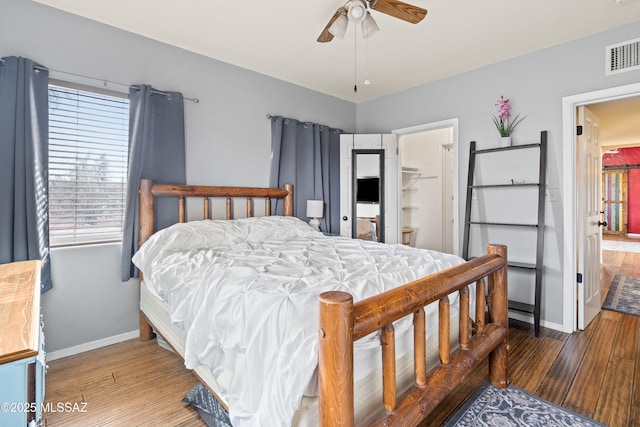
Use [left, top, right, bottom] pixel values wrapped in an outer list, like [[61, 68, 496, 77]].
[[393, 119, 459, 255]]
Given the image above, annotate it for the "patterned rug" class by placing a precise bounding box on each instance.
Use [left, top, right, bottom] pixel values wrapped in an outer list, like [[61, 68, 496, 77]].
[[444, 383, 605, 426], [603, 275, 640, 317]]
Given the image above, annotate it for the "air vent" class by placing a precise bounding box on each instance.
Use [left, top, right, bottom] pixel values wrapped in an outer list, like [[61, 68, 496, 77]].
[[606, 37, 640, 75]]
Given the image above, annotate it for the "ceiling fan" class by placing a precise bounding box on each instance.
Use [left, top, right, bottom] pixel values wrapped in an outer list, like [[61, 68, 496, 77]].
[[317, 0, 427, 43]]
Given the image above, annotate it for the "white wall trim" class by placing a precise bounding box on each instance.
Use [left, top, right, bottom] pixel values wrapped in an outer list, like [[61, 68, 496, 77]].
[[392, 118, 460, 255], [46, 330, 140, 361], [562, 82, 640, 334], [508, 311, 564, 333]]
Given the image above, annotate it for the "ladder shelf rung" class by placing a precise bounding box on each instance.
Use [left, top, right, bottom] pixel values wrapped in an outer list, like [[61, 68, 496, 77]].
[[470, 183, 539, 189], [468, 221, 538, 228], [508, 300, 535, 314], [509, 262, 536, 270], [466, 258, 536, 270], [472, 143, 541, 155]]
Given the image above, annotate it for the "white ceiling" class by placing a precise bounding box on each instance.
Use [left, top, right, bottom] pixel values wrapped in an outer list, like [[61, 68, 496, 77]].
[[35, 0, 640, 102]]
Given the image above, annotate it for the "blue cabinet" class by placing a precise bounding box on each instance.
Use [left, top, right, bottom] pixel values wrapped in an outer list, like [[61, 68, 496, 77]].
[[0, 261, 44, 426]]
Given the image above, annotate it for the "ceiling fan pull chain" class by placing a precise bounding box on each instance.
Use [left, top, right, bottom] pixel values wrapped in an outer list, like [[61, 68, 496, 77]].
[[354, 25, 358, 93]]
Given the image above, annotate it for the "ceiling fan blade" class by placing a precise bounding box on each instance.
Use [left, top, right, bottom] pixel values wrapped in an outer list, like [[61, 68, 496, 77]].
[[369, 0, 427, 24], [317, 8, 344, 43]]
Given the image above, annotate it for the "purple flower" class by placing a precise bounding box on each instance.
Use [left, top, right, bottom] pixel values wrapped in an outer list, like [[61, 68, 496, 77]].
[[492, 96, 526, 137]]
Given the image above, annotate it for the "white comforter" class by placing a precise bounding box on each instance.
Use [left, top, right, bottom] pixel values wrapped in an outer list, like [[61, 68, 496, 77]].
[[133, 216, 464, 427]]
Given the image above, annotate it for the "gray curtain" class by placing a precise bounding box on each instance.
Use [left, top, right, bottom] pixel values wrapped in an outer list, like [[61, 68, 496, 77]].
[[120, 85, 186, 281], [269, 116, 341, 233], [0, 56, 52, 292]]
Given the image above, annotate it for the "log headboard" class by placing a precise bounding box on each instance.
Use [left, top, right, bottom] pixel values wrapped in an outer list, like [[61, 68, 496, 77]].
[[138, 179, 294, 247]]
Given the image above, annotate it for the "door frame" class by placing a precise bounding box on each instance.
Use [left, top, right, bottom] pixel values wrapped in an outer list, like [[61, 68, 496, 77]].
[[562, 82, 640, 333], [392, 118, 459, 255]]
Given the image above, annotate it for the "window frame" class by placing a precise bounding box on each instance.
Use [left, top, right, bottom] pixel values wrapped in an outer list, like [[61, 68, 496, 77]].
[[47, 80, 130, 248]]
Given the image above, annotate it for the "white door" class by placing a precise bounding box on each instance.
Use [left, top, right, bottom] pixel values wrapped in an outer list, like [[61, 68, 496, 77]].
[[577, 106, 602, 330], [340, 134, 399, 244]]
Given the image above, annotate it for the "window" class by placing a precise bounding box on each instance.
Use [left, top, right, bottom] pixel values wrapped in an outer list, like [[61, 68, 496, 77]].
[[48, 84, 129, 246]]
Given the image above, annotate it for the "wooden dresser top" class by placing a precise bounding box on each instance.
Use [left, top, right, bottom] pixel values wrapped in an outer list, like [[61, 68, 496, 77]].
[[0, 260, 41, 365]]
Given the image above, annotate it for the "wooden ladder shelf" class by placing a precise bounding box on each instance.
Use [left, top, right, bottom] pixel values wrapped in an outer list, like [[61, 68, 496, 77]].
[[462, 131, 547, 337]]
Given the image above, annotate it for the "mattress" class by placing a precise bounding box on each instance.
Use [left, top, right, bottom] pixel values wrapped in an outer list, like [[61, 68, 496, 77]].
[[134, 216, 473, 426]]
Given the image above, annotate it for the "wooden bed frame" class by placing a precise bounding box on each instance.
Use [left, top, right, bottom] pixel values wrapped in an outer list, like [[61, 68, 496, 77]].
[[136, 178, 509, 427]]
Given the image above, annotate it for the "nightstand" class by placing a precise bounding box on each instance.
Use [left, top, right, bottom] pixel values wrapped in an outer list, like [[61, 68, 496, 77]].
[[0, 260, 45, 426]]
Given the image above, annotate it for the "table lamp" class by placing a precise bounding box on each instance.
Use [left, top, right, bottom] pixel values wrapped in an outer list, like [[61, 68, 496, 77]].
[[306, 200, 324, 232]]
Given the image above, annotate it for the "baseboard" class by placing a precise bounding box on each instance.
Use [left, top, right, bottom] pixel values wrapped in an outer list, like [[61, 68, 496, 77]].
[[46, 330, 140, 361], [508, 312, 565, 333]]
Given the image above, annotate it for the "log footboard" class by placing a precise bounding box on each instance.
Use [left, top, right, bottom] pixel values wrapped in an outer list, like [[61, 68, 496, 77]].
[[318, 244, 508, 427]]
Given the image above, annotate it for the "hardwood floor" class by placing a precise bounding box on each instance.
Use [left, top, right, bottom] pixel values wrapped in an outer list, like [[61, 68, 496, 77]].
[[43, 340, 206, 426], [44, 251, 640, 427]]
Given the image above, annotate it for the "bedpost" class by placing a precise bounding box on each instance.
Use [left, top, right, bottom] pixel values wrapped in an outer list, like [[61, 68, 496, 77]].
[[283, 183, 294, 216], [487, 243, 508, 388], [139, 312, 155, 341], [318, 291, 354, 427], [139, 179, 156, 341], [139, 179, 155, 247]]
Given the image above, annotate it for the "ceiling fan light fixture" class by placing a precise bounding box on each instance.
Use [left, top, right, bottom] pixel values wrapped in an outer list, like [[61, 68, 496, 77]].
[[361, 11, 379, 38], [347, 0, 367, 23], [328, 13, 349, 38]]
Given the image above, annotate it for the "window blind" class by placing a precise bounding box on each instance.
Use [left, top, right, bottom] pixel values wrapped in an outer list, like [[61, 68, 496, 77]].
[[48, 85, 129, 246]]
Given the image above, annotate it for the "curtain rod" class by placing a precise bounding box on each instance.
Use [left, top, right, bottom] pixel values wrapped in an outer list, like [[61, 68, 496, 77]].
[[0, 59, 199, 103]]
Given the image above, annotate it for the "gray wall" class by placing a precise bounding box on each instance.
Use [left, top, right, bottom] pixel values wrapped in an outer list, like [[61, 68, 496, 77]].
[[0, 0, 355, 353], [356, 21, 640, 326]]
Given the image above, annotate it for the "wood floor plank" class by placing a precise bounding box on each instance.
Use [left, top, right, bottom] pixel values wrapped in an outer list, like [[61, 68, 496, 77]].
[[535, 315, 599, 405], [594, 358, 635, 427], [562, 316, 619, 418], [622, 252, 640, 277], [632, 331, 640, 427], [510, 335, 564, 394]]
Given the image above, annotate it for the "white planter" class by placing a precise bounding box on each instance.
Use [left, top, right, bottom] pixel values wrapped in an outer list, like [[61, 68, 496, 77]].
[[500, 136, 512, 147]]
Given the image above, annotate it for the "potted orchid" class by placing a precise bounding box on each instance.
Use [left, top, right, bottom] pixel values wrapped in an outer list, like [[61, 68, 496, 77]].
[[493, 96, 526, 146]]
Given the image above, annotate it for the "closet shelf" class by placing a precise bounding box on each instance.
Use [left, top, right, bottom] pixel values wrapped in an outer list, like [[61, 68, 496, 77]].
[[401, 166, 420, 173]]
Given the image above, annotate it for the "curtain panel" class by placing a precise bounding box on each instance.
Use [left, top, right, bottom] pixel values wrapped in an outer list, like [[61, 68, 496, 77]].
[[269, 116, 341, 234], [120, 85, 186, 281], [0, 56, 52, 292]]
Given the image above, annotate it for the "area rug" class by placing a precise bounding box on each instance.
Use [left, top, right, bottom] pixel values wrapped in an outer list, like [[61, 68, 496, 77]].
[[444, 383, 605, 427], [601, 239, 640, 253], [603, 275, 640, 317], [183, 383, 231, 427]]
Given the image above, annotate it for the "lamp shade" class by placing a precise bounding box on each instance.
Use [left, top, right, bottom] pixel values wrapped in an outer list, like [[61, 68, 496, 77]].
[[329, 14, 348, 38], [361, 12, 379, 38], [306, 200, 324, 218]]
